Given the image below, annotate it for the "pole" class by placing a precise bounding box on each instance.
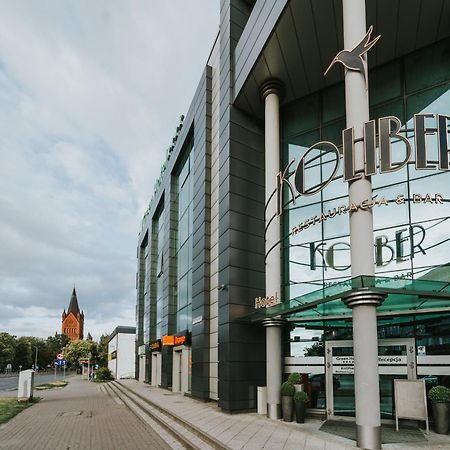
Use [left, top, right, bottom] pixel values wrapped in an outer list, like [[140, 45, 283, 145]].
[[63, 364, 66, 381], [34, 346, 38, 372], [341, 1, 383, 449], [260, 79, 285, 420], [54, 364, 57, 381]]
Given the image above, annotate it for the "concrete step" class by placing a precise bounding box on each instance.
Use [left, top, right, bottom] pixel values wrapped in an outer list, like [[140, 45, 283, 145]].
[[108, 381, 229, 450]]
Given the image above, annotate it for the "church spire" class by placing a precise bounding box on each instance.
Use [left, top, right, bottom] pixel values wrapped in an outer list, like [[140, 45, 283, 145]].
[[67, 287, 81, 316]]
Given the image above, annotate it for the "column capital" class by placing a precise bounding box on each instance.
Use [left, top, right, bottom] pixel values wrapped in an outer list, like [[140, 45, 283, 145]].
[[261, 318, 287, 328], [259, 79, 284, 101], [342, 288, 386, 308]]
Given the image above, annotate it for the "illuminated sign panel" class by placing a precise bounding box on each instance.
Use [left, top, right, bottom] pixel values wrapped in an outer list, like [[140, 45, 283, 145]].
[[150, 339, 162, 352], [162, 332, 190, 347]]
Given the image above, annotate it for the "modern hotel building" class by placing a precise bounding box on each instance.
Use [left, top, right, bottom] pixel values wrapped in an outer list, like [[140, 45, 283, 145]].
[[136, 1, 450, 448]]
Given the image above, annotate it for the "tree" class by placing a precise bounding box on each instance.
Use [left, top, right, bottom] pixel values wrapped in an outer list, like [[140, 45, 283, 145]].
[[13, 336, 47, 369], [0, 332, 16, 371], [304, 341, 325, 357], [46, 333, 70, 359], [63, 339, 98, 367], [14, 337, 33, 369], [97, 334, 109, 368]]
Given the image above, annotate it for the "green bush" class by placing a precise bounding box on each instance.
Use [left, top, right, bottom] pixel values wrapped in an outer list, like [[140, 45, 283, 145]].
[[294, 390, 309, 404], [288, 372, 302, 384], [428, 385, 450, 403], [95, 366, 113, 381], [280, 381, 295, 397]]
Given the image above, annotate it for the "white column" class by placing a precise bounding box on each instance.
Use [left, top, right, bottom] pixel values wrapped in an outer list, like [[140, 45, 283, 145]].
[[342, 1, 382, 449], [262, 319, 285, 419], [261, 80, 284, 420]]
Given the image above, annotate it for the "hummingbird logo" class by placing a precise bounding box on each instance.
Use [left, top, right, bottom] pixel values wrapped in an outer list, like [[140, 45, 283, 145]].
[[324, 25, 381, 89]]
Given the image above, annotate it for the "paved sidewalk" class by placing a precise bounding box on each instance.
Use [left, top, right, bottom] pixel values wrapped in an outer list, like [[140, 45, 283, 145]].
[[0, 376, 170, 450], [119, 380, 450, 450]]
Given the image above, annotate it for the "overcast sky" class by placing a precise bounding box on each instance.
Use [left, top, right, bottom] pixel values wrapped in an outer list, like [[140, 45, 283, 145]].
[[0, 1, 219, 340]]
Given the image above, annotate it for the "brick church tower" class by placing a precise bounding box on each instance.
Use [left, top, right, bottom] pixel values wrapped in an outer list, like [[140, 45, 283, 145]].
[[61, 287, 84, 341]]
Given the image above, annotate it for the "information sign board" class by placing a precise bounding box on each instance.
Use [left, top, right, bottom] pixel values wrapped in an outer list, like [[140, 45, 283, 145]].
[[394, 379, 429, 433]]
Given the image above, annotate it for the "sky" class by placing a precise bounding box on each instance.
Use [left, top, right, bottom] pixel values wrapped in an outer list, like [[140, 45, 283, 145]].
[[0, 1, 219, 340]]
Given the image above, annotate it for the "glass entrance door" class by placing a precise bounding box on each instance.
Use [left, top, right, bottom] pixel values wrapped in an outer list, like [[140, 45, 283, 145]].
[[325, 338, 416, 419]]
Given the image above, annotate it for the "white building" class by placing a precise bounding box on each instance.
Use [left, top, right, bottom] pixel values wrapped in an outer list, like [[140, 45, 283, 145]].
[[108, 326, 136, 379]]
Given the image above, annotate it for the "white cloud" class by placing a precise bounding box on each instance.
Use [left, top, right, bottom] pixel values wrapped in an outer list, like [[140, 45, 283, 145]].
[[0, 1, 219, 340]]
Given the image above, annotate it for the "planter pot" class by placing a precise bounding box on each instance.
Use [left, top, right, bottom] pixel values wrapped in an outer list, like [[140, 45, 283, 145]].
[[295, 401, 307, 423], [281, 395, 294, 422], [432, 402, 450, 434]]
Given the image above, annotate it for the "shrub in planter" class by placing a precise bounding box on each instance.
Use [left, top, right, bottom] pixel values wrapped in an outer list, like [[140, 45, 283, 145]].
[[96, 367, 114, 381], [280, 381, 295, 422], [293, 391, 309, 423], [428, 385, 450, 434], [288, 372, 303, 392], [288, 372, 302, 384]]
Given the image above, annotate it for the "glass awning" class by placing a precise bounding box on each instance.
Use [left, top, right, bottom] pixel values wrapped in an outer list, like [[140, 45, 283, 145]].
[[240, 276, 450, 324]]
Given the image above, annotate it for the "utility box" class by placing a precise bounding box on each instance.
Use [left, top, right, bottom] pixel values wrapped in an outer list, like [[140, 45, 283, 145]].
[[17, 369, 34, 401], [257, 386, 267, 415]]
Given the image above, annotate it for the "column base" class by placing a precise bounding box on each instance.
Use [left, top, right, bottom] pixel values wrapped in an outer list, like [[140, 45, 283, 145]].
[[267, 402, 281, 420], [356, 424, 381, 450]]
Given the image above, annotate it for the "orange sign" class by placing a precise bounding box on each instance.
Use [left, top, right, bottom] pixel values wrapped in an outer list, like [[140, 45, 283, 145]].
[[162, 335, 174, 346], [162, 334, 188, 346], [174, 335, 187, 346]]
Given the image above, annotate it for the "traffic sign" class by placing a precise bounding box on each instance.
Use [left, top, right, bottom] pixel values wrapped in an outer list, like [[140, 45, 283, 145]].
[[56, 353, 64, 360], [54, 359, 67, 367]]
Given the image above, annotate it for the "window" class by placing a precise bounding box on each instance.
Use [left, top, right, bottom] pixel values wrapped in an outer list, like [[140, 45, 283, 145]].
[[175, 142, 194, 332]]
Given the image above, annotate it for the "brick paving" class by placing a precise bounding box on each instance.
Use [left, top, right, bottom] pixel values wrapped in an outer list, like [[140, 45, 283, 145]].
[[1, 376, 450, 450], [119, 379, 450, 450], [0, 376, 170, 450]]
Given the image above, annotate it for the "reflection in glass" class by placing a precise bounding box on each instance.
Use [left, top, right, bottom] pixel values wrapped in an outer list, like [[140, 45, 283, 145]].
[[175, 143, 194, 333]]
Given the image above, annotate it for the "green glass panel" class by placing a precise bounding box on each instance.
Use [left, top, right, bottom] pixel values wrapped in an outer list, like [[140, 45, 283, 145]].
[[370, 99, 404, 122], [178, 273, 188, 309], [405, 40, 450, 94], [369, 60, 402, 107], [333, 373, 355, 416], [241, 273, 450, 323], [406, 83, 450, 122], [282, 94, 320, 138], [321, 118, 345, 144], [322, 84, 345, 124]]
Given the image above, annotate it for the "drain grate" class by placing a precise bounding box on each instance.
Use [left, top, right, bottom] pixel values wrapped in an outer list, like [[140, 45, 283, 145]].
[[57, 411, 83, 417]]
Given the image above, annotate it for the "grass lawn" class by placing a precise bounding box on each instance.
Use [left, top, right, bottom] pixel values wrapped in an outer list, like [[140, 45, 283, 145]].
[[0, 397, 39, 424], [34, 380, 68, 390]]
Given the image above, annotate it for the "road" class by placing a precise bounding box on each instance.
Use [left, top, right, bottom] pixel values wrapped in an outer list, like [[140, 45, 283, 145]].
[[0, 371, 69, 392]]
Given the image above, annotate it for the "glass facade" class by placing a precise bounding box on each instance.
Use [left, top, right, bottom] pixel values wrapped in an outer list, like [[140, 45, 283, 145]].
[[142, 239, 150, 344], [175, 143, 193, 333], [281, 38, 450, 419], [283, 38, 450, 305], [154, 208, 164, 339]]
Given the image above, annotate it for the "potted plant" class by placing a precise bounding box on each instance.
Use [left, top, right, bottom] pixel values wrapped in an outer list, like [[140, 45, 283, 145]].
[[428, 385, 450, 434], [280, 381, 295, 422], [294, 390, 309, 423], [288, 372, 303, 392]]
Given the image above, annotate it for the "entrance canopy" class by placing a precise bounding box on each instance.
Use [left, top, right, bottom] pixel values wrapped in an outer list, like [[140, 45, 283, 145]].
[[241, 276, 450, 326]]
